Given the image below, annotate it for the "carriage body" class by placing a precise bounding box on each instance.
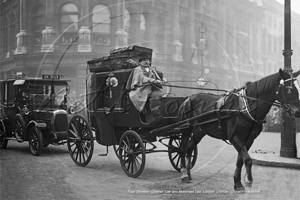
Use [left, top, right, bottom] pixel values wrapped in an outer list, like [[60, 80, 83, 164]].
[[86, 46, 186, 146], [0, 74, 70, 155]]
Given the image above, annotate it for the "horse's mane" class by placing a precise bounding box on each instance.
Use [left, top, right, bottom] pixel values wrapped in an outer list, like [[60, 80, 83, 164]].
[[246, 72, 280, 97]]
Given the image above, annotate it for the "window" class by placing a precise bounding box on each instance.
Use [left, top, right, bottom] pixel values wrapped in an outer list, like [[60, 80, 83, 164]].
[[60, 3, 78, 44], [3, 16, 9, 57], [10, 13, 17, 54], [31, 5, 45, 45], [92, 4, 111, 45]]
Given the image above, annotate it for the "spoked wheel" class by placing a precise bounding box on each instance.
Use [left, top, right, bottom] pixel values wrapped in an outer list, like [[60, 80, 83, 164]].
[[168, 135, 198, 172], [28, 126, 43, 156], [113, 145, 120, 159], [67, 115, 94, 167], [14, 114, 25, 142], [0, 129, 8, 149], [119, 130, 145, 178]]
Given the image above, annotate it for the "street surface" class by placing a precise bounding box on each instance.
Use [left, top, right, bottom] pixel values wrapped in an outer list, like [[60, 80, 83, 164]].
[[1, 133, 299, 200]]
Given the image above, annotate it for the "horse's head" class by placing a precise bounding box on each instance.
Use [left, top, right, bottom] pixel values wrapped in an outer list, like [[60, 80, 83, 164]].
[[276, 69, 300, 117]]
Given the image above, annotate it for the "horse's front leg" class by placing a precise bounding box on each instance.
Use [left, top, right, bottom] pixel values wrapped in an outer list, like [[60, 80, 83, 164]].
[[233, 154, 245, 191], [232, 136, 253, 191], [244, 141, 254, 187]]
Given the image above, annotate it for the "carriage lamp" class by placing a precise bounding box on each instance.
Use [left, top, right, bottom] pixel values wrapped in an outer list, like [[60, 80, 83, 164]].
[[106, 72, 118, 87]]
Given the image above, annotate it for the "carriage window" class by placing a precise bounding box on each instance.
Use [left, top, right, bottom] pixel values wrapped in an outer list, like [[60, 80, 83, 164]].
[[96, 76, 110, 108], [7, 82, 15, 102]]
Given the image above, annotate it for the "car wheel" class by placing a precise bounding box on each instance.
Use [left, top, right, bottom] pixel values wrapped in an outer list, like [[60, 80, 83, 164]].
[[14, 114, 25, 142], [28, 126, 43, 156], [0, 129, 8, 149]]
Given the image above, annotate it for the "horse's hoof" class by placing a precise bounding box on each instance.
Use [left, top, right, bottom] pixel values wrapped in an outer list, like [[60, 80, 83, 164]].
[[244, 175, 253, 187], [234, 184, 245, 192], [181, 176, 191, 183], [188, 173, 192, 180]]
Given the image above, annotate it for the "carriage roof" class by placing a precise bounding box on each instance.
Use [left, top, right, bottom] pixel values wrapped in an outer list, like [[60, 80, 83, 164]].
[[87, 45, 153, 73]]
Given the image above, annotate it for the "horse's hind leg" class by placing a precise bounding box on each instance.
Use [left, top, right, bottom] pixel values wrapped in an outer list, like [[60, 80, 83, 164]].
[[231, 136, 253, 191], [186, 128, 205, 180], [180, 128, 192, 183]]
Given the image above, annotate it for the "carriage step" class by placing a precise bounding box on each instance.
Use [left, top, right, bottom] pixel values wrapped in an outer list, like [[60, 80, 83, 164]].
[[98, 153, 108, 156], [98, 146, 108, 156]]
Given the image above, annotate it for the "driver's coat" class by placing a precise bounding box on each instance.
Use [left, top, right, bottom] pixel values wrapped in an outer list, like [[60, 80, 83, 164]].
[[126, 66, 157, 112]]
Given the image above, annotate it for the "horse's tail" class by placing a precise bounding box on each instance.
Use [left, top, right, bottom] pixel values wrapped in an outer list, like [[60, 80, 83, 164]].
[[178, 97, 192, 121]]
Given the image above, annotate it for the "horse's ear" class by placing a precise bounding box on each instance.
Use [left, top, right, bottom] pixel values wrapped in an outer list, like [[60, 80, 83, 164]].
[[279, 68, 284, 77], [292, 70, 300, 78]]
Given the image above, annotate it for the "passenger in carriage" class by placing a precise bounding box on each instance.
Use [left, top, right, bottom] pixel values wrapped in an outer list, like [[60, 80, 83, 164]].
[[126, 56, 164, 123]]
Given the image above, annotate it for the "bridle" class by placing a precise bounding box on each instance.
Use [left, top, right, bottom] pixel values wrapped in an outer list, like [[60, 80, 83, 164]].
[[237, 77, 299, 123]]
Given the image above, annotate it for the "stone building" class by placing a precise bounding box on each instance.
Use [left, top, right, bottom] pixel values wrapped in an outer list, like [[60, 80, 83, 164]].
[[1, 0, 300, 99]]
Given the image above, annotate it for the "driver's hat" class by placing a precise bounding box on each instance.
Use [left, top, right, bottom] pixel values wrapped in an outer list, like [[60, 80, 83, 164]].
[[139, 55, 151, 62]]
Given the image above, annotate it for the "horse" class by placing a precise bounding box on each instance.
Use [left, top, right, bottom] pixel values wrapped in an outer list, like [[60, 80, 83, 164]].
[[177, 69, 300, 191]]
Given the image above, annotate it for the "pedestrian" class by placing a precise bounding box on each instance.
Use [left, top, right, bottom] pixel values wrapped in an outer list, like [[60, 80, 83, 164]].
[[126, 56, 164, 123]]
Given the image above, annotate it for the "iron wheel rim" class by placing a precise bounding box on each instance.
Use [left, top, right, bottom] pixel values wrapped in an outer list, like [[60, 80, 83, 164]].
[[67, 115, 94, 167]]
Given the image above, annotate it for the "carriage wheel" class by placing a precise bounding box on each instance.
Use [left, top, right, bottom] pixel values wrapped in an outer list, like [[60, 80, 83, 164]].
[[0, 129, 8, 149], [15, 114, 25, 142], [168, 135, 198, 172], [113, 145, 120, 159], [119, 130, 145, 178], [29, 126, 43, 156], [67, 115, 94, 167]]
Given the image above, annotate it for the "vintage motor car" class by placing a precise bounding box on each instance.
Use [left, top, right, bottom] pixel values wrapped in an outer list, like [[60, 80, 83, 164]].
[[0, 72, 70, 156]]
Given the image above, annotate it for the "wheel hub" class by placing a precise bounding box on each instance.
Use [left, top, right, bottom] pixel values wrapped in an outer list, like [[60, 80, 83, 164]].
[[127, 149, 134, 156]]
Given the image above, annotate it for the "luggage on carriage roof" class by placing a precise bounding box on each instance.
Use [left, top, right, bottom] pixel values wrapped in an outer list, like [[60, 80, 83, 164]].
[[87, 45, 153, 73]]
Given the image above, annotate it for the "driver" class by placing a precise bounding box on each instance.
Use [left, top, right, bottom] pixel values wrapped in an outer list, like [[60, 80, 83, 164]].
[[126, 56, 164, 122]]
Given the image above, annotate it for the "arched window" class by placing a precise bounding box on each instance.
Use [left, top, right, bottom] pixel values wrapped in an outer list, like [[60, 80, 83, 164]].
[[10, 12, 17, 54], [60, 3, 78, 44], [92, 4, 111, 45], [31, 5, 45, 46]]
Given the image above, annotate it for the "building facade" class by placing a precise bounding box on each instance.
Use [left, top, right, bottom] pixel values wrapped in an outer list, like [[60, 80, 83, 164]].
[[1, 0, 300, 100]]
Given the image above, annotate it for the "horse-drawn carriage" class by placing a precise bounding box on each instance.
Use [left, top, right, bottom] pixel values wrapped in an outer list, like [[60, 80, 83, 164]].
[[67, 45, 198, 177], [67, 45, 300, 191]]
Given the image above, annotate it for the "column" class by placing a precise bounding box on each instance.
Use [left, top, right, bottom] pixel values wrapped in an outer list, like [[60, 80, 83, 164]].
[[114, 0, 128, 48], [78, 0, 91, 52], [171, 0, 183, 61], [187, 0, 198, 64], [15, 0, 29, 54], [41, 0, 57, 52]]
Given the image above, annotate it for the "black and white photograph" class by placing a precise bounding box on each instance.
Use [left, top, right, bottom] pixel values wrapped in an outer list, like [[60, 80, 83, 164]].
[[1, 0, 300, 199]]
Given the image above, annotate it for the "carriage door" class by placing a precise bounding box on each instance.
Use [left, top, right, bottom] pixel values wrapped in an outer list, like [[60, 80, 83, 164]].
[[93, 73, 116, 146]]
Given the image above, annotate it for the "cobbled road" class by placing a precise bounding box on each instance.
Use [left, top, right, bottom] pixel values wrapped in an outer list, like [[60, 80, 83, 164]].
[[1, 134, 299, 200]]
